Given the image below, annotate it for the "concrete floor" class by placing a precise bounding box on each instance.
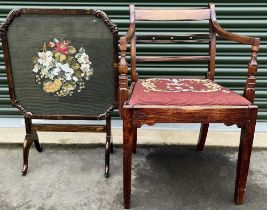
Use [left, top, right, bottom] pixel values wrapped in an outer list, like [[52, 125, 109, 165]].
[[0, 144, 267, 210]]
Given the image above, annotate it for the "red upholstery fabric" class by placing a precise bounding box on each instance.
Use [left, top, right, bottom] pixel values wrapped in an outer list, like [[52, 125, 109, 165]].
[[129, 78, 251, 106]]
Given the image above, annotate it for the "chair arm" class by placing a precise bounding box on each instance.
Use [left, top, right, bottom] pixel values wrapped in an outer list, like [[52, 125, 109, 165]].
[[211, 20, 259, 45], [212, 21, 260, 103], [119, 24, 135, 76]]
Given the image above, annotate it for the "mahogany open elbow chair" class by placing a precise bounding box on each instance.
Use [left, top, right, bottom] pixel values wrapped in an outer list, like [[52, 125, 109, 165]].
[[0, 8, 119, 177], [119, 3, 260, 209]]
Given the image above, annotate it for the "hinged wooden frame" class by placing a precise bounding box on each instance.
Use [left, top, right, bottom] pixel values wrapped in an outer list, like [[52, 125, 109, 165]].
[[0, 8, 119, 177], [0, 8, 119, 120]]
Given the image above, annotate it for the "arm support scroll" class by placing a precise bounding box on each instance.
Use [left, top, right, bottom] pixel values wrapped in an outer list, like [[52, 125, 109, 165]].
[[244, 40, 260, 103]]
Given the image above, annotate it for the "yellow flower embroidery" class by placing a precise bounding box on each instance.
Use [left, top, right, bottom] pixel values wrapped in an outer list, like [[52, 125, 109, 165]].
[[43, 79, 62, 93]]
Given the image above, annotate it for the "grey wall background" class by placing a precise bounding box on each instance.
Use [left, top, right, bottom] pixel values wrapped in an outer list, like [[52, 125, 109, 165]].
[[0, 0, 266, 120]]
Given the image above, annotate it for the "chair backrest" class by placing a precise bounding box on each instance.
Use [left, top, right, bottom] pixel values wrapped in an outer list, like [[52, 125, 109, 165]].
[[129, 4, 216, 82], [0, 9, 118, 119]]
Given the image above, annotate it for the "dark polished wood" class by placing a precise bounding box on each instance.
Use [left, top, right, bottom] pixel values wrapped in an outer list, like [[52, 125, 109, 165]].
[[132, 127, 137, 154], [135, 8, 211, 21], [0, 8, 119, 177], [196, 123, 209, 151], [105, 116, 112, 178], [123, 108, 133, 209], [119, 3, 260, 209], [136, 55, 210, 62], [32, 124, 107, 132]]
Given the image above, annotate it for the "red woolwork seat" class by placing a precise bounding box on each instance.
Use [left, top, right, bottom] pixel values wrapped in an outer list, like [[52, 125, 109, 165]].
[[129, 78, 251, 106]]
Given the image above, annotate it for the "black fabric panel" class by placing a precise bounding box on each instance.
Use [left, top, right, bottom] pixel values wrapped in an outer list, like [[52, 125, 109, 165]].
[[7, 13, 115, 116]]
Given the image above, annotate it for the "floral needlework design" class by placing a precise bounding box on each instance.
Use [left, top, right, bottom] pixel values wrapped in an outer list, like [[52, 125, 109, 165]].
[[32, 38, 93, 97], [141, 78, 230, 93]]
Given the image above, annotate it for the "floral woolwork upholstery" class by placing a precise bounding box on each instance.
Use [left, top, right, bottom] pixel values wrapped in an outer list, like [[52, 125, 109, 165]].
[[129, 78, 251, 106], [119, 3, 260, 209], [33, 38, 93, 97], [0, 8, 118, 177]]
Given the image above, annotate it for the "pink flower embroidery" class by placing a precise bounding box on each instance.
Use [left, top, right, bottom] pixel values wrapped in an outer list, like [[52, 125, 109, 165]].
[[55, 41, 69, 55]]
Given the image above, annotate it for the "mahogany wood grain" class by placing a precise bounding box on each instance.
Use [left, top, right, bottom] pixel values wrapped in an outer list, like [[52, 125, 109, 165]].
[[136, 39, 210, 44], [135, 8, 211, 21], [207, 3, 216, 80], [132, 127, 137, 153], [119, 74, 129, 116], [235, 108, 257, 204], [129, 5, 138, 82], [136, 33, 211, 44], [123, 108, 133, 209], [31, 124, 107, 132], [196, 123, 209, 151], [136, 56, 210, 62], [137, 33, 210, 39]]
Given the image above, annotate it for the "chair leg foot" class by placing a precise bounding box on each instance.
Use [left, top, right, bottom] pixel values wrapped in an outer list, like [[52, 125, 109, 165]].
[[196, 123, 209, 151], [123, 109, 133, 209], [124, 148, 132, 209], [22, 134, 33, 176], [124, 201, 130, 209], [22, 164, 28, 176], [234, 110, 257, 205], [235, 188, 245, 205], [104, 168, 109, 178]]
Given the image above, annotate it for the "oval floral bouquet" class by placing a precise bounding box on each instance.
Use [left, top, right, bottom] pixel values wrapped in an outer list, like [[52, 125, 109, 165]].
[[32, 38, 93, 97]]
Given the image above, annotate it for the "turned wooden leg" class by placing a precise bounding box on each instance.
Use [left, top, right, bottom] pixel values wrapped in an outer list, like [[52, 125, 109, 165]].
[[196, 123, 209, 151], [22, 134, 34, 176], [132, 127, 137, 154], [105, 116, 111, 178], [235, 111, 257, 204], [123, 109, 133, 209]]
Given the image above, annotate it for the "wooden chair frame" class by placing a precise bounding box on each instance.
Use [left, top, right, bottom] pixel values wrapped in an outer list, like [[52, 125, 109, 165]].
[[119, 3, 260, 209], [0, 8, 119, 178]]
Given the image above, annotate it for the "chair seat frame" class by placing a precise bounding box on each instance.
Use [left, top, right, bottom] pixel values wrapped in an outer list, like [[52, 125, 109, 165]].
[[119, 3, 260, 209]]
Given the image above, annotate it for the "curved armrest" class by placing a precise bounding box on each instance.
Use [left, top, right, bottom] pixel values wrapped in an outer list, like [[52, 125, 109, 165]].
[[209, 2, 260, 103], [211, 20, 259, 45], [211, 20, 260, 103]]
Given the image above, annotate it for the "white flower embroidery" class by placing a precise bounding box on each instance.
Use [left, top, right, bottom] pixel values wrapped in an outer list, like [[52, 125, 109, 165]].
[[80, 63, 93, 79], [40, 66, 52, 78], [32, 64, 40, 73], [77, 53, 89, 64], [50, 63, 74, 81], [37, 51, 53, 67]]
